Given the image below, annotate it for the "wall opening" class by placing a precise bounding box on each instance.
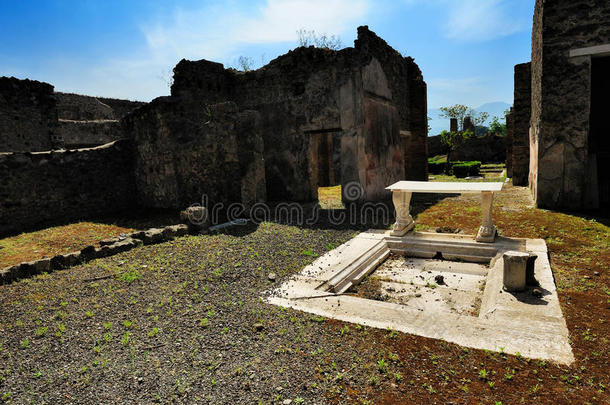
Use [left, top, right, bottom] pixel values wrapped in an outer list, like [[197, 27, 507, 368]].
[[590, 56, 610, 209], [309, 132, 341, 201]]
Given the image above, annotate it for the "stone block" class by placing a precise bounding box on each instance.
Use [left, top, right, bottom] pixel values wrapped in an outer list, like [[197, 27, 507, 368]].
[[141, 228, 165, 245], [180, 206, 210, 233], [80, 245, 98, 262], [503, 251, 529, 292]]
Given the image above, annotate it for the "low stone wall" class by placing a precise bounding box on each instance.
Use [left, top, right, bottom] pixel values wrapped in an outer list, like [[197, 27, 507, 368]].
[[0, 224, 190, 285], [0, 140, 135, 236]]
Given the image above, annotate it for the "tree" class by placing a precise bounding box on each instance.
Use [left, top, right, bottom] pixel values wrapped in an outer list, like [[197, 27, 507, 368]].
[[488, 116, 506, 136], [439, 104, 488, 131], [237, 56, 254, 72], [296, 29, 342, 50]]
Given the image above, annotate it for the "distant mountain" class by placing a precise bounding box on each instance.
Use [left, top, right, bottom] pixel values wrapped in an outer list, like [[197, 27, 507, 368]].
[[428, 101, 511, 136]]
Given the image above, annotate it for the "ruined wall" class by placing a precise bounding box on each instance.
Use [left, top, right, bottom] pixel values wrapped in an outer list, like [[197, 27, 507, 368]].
[[57, 120, 122, 149], [0, 140, 135, 236], [512, 63, 531, 186], [53, 93, 144, 149], [0, 77, 57, 152], [170, 26, 426, 201], [530, 0, 610, 209], [449, 135, 506, 164], [55, 92, 144, 121], [123, 100, 265, 210]]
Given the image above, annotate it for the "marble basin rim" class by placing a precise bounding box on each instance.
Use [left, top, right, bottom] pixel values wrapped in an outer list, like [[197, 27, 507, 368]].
[[265, 229, 574, 365]]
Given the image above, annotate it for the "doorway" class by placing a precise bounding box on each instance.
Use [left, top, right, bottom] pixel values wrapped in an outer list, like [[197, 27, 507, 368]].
[[308, 131, 341, 202]]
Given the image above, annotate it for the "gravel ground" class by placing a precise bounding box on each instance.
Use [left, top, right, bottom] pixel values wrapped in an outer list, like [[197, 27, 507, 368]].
[[0, 187, 608, 404]]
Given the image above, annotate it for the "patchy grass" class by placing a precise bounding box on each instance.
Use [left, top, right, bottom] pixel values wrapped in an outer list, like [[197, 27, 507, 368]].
[[318, 185, 344, 209], [0, 222, 135, 268]]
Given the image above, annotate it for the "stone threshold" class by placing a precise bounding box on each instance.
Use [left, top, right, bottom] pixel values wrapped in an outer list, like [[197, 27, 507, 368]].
[[265, 230, 574, 365], [0, 224, 191, 285]]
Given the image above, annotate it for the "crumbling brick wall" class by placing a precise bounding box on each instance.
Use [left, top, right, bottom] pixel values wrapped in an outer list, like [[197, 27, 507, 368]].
[[0, 140, 135, 236], [530, 0, 610, 209], [0, 77, 57, 152], [168, 26, 427, 202]]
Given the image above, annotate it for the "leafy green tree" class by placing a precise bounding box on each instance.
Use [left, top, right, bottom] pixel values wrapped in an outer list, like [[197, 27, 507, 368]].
[[440, 129, 474, 149], [488, 116, 507, 136], [439, 104, 488, 131]]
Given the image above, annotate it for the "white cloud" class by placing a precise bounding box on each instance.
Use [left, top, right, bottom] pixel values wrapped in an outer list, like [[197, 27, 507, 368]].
[[443, 0, 528, 41], [85, 0, 370, 100]]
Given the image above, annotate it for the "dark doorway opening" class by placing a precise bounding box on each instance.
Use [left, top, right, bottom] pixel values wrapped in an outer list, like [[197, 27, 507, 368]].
[[308, 132, 341, 201], [590, 56, 610, 210]]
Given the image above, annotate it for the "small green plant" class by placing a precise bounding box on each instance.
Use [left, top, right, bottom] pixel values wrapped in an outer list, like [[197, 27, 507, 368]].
[[200, 318, 210, 327], [302, 248, 317, 256], [121, 332, 130, 346], [340, 325, 349, 335], [479, 369, 488, 380], [120, 270, 141, 283], [85, 310, 94, 318], [103, 321, 113, 330], [377, 359, 388, 374], [123, 320, 133, 328], [148, 327, 159, 337], [36, 326, 48, 336], [20, 338, 30, 348]]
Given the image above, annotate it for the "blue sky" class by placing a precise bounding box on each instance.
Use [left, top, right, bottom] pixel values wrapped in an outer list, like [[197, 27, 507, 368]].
[[0, 0, 534, 112]]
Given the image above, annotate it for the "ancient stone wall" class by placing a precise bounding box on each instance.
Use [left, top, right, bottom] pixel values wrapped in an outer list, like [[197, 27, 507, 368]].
[[530, 0, 610, 209], [512, 63, 531, 186], [169, 26, 427, 201], [55, 92, 144, 121], [122, 100, 266, 209], [53, 93, 144, 149], [57, 120, 122, 149], [427, 135, 448, 158], [0, 140, 135, 236], [449, 135, 506, 164], [0, 77, 57, 152]]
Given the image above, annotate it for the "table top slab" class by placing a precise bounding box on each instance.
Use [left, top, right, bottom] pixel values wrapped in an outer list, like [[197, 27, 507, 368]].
[[386, 181, 503, 193]]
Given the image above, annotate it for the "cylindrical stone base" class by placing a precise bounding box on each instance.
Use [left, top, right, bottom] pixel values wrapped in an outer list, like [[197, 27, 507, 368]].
[[503, 251, 529, 292]]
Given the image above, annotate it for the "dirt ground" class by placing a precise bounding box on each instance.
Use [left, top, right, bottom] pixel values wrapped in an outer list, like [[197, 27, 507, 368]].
[[0, 183, 608, 404]]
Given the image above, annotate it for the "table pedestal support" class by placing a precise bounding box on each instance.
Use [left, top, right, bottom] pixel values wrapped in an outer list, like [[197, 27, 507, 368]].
[[391, 191, 414, 236], [476, 191, 497, 242]]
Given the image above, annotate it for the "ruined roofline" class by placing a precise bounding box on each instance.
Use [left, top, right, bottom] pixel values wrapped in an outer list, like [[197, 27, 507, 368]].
[[171, 25, 422, 84]]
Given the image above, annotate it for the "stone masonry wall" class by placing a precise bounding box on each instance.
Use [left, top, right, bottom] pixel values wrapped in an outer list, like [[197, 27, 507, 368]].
[[0, 140, 135, 236], [169, 26, 427, 201], [54, 93, 144, 149], [0, 77, 57, 152], [122, 100, 266, 210], [57, 120, 122, 149], [530, 0, 610, 209], [512, 63, 531, 186], [55, 92, 144, 121]]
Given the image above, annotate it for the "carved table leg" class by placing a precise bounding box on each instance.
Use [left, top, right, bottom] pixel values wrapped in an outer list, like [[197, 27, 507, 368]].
[[476, 191, 497, 242], [391, 190, 414, 236]]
